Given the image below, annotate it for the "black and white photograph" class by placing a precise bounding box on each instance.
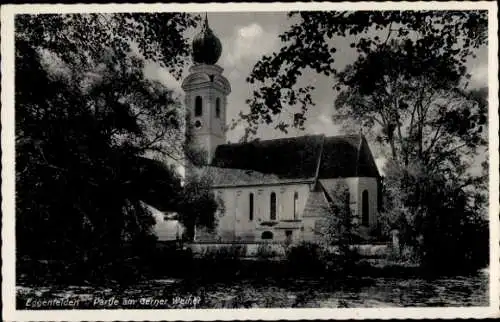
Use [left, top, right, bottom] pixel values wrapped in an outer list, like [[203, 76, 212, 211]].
[[1, 2, 498, 320]]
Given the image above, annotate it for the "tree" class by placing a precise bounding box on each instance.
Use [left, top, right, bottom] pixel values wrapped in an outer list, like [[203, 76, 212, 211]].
[[244, 10, 487, 138], [332, 44, 488, 268], [15, 13, 218, 282], [319, 182, 359, 271], [16, 13, 198, 78], [338, 43, 488, 269], [177, 170, 220, 241], [333, 43, 487, 167], [246, 11, 489, 271]]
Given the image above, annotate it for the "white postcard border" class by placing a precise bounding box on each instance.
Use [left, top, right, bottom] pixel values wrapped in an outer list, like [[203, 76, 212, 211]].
[[2, 2, 499, 321]]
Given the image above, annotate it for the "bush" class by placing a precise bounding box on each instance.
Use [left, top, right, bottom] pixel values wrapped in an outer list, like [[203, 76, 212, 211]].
[[286, 242, 326, 276], [256, 244, 278, 259], [419, 206, 489, 274], [200, 245, 246, 260], [143, 243, 194, 278], [380, 158, 489, 275], [191, 245, 246, 281]]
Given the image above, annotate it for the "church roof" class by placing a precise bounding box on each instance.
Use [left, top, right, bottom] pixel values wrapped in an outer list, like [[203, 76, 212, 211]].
[[210, 134, 380, 185], [205, 167, 314, 188]]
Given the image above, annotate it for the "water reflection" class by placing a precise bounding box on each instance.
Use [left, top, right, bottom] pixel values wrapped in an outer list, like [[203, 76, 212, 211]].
[[198, 273, 488, 308], [16, 270, 488, 309]]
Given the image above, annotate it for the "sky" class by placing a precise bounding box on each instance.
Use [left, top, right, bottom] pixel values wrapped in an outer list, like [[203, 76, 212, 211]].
[[144, 12, 489, 173]]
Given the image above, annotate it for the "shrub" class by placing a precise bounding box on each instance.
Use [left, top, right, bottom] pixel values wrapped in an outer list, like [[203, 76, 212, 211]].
[[145, 243, 194, 278], [256, 244, 278, 259], [317, 181, 360, 272], [192, 245, 246, 281], [286, 242, 325, 275], [202, 245, 246, 260]]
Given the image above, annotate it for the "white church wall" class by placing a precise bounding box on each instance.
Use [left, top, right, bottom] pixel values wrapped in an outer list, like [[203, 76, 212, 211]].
[[150, 207, 184, 241], [201, 177, 379, 243], [301, 217, 318, 242], [213, 183, 311, 241], [319, 177, 378, 232]]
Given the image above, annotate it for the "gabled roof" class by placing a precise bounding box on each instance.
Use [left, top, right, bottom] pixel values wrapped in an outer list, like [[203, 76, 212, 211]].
[[212, 135, 323, 179], [210, 134, 379, 185], [318, 135, 380, 178]]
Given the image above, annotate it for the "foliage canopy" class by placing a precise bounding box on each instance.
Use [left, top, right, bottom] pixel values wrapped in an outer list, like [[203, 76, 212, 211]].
[[15, 13, 219, 282], [246, 10, 489, 271]]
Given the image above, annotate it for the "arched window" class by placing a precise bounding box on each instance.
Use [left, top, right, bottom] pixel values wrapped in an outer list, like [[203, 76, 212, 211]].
[[195, 96, 202, 117], [270, 192, 277, 220], [249, 193, 254, 221], [261, 231, 273, 240], [362, 190, 369, 226], [215, 98, 221, 118], [293, 192, 299, 220]]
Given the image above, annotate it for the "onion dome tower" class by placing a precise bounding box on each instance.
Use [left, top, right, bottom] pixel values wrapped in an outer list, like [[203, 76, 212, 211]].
[[182, 14, 231, 165], [192, 14, 222, 65]]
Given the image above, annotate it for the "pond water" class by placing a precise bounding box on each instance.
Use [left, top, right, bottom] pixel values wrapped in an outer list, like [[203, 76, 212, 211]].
[[198, 273, 488, 308], [16, 269, 488, 309]]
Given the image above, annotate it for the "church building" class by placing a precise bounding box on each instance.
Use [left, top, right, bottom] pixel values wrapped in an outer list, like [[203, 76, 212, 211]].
[[181, 16, 381, 244]]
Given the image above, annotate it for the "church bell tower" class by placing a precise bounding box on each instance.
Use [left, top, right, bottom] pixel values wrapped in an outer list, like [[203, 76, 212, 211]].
[[182, 14, 231, 165]]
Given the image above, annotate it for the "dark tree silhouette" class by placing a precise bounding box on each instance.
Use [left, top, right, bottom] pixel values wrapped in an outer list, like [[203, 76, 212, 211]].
[[245, 10, 489, 272], [243, 10, 487, 138], [15, 13, 219, 283]]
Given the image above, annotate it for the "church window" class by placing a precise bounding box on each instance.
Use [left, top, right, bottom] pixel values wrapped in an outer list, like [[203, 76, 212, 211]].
[[195, 96, 202, 116], [270, 192, 277, 220], [261, 231, 273, 240], [249, 193, 254, 221], [293, 192, 299, 220], [362, 190, 369, 226], [215, 98, 221, 118]]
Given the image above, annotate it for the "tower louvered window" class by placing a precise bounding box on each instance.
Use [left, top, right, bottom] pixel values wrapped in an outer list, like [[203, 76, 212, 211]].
[[195, 96, 202, 116], [215, 97, 221, 118], [270, 192, 277, 220]]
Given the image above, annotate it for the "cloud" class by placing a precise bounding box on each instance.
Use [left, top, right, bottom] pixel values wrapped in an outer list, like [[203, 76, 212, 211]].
[[239, 23, 263, 38], [143, 61, 183, 95], [226, 122, 246, 142], [222, 22, 281, 142], [308, 113, 342, 136], [375, 157, 387, 176], [469, 63, 488, 89], [223, 23, 279, 68]]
